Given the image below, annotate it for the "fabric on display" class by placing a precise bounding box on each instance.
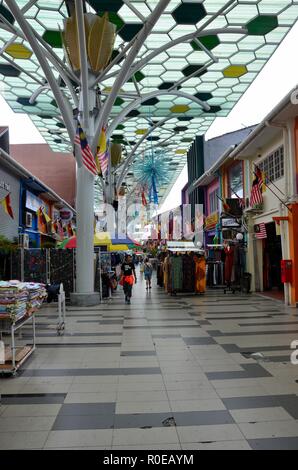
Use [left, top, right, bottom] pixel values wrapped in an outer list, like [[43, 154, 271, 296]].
[[160, 252, 206, 294], [171, 256, 183, 292], [0, 281, 47, 322], [224, 245, 234, 284], [194, 255, 206, 293], [182, 254, 195, 292]]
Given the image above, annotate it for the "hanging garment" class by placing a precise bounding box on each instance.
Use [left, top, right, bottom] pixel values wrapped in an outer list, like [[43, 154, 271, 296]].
[[224, 246, 234, 284], [182, 254, 195, 292], [171, 255, 183, 291], [206, 262, 214, 287], [194, 255, 206, 293], [233, 242, 245, 284], [163, 256, 169, 292]]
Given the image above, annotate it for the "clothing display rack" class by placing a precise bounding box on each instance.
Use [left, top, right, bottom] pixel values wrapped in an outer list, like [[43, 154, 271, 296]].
[[206, 244, 225, 289], [223, 240, 249, 294], [159, 242, 206, 295]]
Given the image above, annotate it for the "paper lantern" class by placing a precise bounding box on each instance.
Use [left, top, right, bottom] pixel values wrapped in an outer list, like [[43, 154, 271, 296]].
[[111, 142, 122, 167]]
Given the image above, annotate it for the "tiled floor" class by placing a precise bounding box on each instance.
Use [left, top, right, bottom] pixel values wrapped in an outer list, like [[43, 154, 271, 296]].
[[1, 272, 298, 450]]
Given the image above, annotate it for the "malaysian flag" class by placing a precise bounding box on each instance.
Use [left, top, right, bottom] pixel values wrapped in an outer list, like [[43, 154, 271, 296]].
[[96, 127, 109, 176], [74, 121, 98, 176], [250, 170, 263, 207], [255, 222, 267, 239]]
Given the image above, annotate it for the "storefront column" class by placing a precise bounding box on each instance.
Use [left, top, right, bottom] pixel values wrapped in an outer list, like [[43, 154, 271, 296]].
[[246, 217, 259, 292], [288, 203, 298, 306]]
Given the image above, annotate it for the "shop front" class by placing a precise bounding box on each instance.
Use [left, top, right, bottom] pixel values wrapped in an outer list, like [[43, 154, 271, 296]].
[[21, 186, 53, 248], [256, 221, 284, 301], [204, 212, 219, 245], [229, 94, 296, 304]]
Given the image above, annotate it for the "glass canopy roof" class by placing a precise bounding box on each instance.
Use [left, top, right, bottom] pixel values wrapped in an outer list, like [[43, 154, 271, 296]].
[[0, 0, 297, 203]]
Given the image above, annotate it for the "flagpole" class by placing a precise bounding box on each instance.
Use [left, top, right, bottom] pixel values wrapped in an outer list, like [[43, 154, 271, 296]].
[[216, 194, 240, 219], [254, 163, 285, 197], [227, 184, 244, 203], [252, 170, 292, 213]]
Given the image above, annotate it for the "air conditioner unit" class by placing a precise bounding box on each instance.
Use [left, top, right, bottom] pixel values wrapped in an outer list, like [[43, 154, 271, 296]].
[[19, 233, 29, 249], [25, 212, 32, 227]]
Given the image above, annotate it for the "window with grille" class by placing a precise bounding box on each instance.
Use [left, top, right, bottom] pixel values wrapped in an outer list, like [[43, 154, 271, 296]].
[[209, 188, 219, 214], [258, 146, 284, 183]]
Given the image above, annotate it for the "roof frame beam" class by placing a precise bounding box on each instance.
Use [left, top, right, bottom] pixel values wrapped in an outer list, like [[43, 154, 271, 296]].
[[91, 0, 172, 155], [106, 89, 210, 140], [5, 0, 75, 141], [0, 13, 79, 106]]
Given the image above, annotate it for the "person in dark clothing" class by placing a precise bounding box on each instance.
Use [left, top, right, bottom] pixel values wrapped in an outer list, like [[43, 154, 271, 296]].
[[121, 254, 137, 304]]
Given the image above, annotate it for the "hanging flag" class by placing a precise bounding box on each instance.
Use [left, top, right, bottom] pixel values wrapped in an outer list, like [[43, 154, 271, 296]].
[[255, 222, 267, 239], [43, 209, 51, 224], [53, 219, 59, 234], [222, 198, 231, 214], [250, 170, 263, 208], [255, 165, 266, 192], [58, 219, 64, 239], [96, 127, 109, 176], [239, 198, 245, 209], [141, 191, 147, 207], [1, 193, 14, 219], [36, 207, 46, 226], [67, 221, 74, 237], [74, 120, 98, 176]]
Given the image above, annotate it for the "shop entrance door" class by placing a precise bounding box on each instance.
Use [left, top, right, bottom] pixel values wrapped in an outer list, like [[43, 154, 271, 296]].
[[263, 222, 284, 299]]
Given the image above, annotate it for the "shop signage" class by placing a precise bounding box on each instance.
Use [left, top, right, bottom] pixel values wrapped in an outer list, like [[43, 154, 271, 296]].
[[26, 191, 43, 212], [60, 207, 73, 222], [0, 181, 10, 192], [221, 217, 241, 228], [205, 212, 219, 230]]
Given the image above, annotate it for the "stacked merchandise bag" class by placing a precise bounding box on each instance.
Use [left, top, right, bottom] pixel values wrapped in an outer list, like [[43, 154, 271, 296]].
[[26, 282, 47, 310], [0, 281, 28, 322], [0, 281, 47, 322]]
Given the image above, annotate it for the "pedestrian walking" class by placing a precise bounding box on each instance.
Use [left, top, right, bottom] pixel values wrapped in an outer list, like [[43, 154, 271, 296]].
[[144, 258, 153, 290], [121, 254, 137, 304]]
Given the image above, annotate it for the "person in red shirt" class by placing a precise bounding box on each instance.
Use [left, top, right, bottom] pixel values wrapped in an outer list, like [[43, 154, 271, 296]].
[[121, 254, 137, 304]]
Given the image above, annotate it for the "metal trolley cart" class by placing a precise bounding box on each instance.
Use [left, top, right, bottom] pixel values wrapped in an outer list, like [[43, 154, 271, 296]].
[[0, 309, 36, 376], [57, 284, 66, 335]]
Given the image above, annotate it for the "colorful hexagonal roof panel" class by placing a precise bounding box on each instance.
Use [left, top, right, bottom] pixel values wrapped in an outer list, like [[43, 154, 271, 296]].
[[0, 0, 297, 204]]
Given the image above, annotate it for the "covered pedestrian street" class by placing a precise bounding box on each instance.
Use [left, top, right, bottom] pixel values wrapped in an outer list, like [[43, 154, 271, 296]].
[[1, 277, 298, 450]]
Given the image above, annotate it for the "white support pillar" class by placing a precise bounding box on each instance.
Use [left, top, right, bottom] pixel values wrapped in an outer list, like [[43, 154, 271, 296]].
[[71, 83, 100, 306], [75, 167, 96, 287], [70, 0, 100, 306]]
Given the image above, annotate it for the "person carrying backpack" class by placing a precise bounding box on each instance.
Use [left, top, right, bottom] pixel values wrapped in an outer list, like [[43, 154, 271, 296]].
[[144, 258, 153, 290]]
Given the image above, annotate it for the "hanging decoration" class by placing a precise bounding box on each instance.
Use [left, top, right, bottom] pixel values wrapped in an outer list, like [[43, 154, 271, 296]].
[[62, 12, 116, 74], [133, 149, 170, 206], [111, 143, 122, 167]]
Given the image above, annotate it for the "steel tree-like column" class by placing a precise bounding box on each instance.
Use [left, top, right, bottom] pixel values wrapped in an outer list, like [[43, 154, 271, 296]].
[[71, 0, 99, 305]]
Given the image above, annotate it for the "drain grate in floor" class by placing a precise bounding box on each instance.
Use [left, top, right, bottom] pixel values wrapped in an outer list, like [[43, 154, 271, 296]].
[[162, 417, 176, 427]]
